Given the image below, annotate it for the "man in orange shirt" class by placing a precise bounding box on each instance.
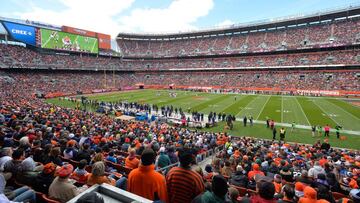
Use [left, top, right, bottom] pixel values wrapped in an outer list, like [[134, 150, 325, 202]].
[[128, 148, 168, 203], [125, 148, 140, 169]]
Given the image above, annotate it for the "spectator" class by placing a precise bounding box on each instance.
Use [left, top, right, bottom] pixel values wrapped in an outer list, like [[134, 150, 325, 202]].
[[192, 175, 229, 203], [3, 148, 25, 180], [17, 156, 40, 186], [87, 161, 123, 188], [221, 160, 233, 177], [125, 148, 140, 169], [49, 163, 78, 203], [241, 175, 277, 203], [156, 147, 171, 170], [75, 143, 91, 163], [128, 148, 168, 202], [280, 166, 293, 183], [71, 159, 89, 185], [228, 187, 240, 203], [0, 148, 12, 171], [33, 162, 56, 194], [230, 165, 248, 188], [44, 147, 63, 166], [248, 164, 265, 180], [278, 184, 297, 203], [308, 162, 325, 179], [295, 182, 306, 198], [166, 148, 205, 203], [63, 140, 78, 160], [317, 185, 335, 203], [298, 186, 329, 203], [106, 151, 117, 164], [0, 173, 36, 203]]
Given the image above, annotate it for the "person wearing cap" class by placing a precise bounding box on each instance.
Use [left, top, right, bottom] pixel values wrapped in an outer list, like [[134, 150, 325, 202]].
[[241, 174, 277, 203], [294, 182, 306, 198], [156, 147, 171, 170], [248, 163, 265, 180], [166, 148, 204, 203], [63, 140, 78, 160], [125, 148, 140, 169], [192, 175, 229, 203], [49, 163, 78, 203], [33, 162, 56, 194], [128, 148, 168, 203]]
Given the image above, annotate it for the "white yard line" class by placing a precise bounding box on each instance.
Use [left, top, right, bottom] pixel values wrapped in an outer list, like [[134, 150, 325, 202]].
[[256, 95, 271, 120], [312, 100, 341, 126], [236, 95, 257, 116], [217, 95, 247, 113], [324, 100, 360, 121], [212, 96, 246, 113], [295, 97, 311, 126]]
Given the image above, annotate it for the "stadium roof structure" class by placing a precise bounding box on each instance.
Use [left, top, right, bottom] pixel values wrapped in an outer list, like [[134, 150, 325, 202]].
[[117, 5, 360, 40]]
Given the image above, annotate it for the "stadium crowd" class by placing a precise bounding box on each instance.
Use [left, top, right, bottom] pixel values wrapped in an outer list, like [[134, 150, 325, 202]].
[[0, 94, 359, 202], [1, 69, 359, 99], [135, 70, 360, 91], [118, 18, 360, 57], [0, 62, 359, 203], [1, 44, 360, 71]]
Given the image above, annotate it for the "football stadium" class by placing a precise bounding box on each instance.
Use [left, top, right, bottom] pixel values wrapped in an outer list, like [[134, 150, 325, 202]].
[[0, 1, 360, 203]]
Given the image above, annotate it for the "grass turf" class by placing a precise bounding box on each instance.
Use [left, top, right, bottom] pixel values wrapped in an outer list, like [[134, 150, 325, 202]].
[[46, 89, 360, 149]]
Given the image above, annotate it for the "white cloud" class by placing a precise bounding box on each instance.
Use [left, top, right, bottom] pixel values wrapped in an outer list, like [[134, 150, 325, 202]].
[[216, 19, 234, 27], [118, 0, 214, 33], [14, 0, 134, 37], [11, 0, 214, 37]]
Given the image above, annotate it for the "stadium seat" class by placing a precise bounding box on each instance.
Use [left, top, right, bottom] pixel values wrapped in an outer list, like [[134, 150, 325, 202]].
[[41, 194, 61, 203]]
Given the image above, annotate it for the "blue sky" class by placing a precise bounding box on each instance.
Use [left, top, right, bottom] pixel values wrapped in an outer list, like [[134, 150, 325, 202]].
[[1, 0, 360, 37]]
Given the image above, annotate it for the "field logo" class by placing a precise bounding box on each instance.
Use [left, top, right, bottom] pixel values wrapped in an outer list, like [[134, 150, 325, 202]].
[[2, 22, 36, 46]]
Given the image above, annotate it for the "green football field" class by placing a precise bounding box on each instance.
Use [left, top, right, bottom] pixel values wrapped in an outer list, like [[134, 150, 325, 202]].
[[40, 29, 98, 53], [47, 89, 360, 149]]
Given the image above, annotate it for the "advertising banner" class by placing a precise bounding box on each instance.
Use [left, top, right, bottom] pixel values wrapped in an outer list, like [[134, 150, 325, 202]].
[[62, 25, 96, 37], [2, 21, 36, 46], [97, 33, 111, 49]]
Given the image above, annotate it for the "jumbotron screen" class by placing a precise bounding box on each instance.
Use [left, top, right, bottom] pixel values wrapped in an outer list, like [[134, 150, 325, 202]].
[[40, 28, 98, 54]]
